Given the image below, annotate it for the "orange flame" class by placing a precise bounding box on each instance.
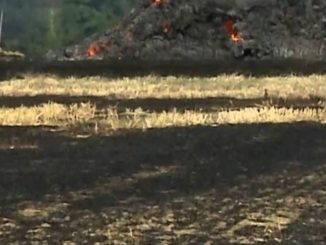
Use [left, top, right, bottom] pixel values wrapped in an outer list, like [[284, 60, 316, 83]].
[[224, 19, 244, 42], [86, 41, 105, 57], [151, 0, 164, 7]]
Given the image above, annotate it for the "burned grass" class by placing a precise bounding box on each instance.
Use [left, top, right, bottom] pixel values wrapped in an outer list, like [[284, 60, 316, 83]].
[[0, 74, 325, 244]]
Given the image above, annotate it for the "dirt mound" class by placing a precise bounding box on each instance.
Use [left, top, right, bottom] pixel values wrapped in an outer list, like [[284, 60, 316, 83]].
[[54, 0, 326, 61]]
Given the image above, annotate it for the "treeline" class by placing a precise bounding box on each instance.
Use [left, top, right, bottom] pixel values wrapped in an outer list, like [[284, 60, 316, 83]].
[[0, 0, 136, 55]]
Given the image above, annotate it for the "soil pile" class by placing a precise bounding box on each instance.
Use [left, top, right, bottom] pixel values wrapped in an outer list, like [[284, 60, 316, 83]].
[[56, 0, 326, 61]]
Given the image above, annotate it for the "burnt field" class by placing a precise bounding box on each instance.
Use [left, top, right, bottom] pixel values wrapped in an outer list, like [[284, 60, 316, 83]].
[[0, 68, 325, 244], [2, 0, 326, 242]]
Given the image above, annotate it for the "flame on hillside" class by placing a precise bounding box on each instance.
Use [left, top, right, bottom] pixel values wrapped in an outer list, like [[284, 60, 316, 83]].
[[86, 41, 106, 57], [224, 18, 244, 42], [151, 0, 165, 7]]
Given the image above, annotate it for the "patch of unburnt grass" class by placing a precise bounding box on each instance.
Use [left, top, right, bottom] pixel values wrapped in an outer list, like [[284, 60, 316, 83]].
[[0, 74, 325, 99], [97, 107, 326, 131], [0, 102, 96, 126], [0, 102, 324, 132]]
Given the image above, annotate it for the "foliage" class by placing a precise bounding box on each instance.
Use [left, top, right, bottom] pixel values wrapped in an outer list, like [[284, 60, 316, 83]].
[[0, 0, 136, 55]]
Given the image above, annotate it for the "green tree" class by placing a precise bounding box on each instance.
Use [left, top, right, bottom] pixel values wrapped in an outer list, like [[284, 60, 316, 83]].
[[1, 0, 137, 55], [60, 0, 136, 46], [46, 0, 63, 49]]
